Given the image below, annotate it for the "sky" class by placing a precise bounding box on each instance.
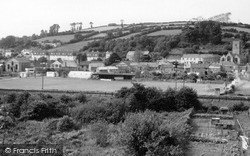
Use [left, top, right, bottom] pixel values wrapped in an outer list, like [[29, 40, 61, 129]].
[[0, 0, 249, 38]]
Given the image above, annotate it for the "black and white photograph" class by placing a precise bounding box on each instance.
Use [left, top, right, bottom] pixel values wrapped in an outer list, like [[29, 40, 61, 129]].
[[0, 0, 250, 155]]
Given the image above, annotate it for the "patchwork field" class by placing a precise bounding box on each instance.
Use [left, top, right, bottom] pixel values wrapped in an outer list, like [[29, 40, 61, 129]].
[[222, 26, 250, 33], [88, 33, 107, 39], [0, 77, 225, 95], [48, 40, 95, 52], [116, 32, 141, 39], [82, 26, 122, 32], [147, 29, 182, 36], [35, 33, 89, 43]]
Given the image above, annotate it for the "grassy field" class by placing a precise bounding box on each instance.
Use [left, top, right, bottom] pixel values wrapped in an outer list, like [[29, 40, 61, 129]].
[[35, 33, 89, 43], [0, 77, 225, 95], [47, 40, 95, 52], [82, 26, 122, 32], [222, 26, 250, 33], [116, 32, 141, 39], [147, 29, 182, 36], [88, 33, 107, 39]]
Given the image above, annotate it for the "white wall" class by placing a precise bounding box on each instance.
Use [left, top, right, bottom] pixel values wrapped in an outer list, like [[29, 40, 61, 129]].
[[68, 71, 93, 79]]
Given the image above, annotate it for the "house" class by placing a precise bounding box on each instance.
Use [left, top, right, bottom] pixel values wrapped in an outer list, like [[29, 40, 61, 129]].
[[160, 63, 175, 73], [49, 51, 76, 61], [88, 61, 105, 72], [62, 60, 77, 69], [50, 60, 63, 68], [30, 48, 48, 61], [21, 49, 32, 55], [97, 66, 119, 73], [209, 63, 222, 73], [126, 51, 149, 62], [181, 54, 220, 68], [78, 61, 90, 71], [190, 63, 210, 75], [5, 58, 31, 72], [164, 55, 182, 63], [221, 61, 238, 73], [85, 51, 105, 61], [112, 61, 133, 73], [4, 49, 14, 57]]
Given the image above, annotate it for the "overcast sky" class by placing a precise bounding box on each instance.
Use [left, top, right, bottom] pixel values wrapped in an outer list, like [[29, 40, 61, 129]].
[[0, 0, 249, 38]]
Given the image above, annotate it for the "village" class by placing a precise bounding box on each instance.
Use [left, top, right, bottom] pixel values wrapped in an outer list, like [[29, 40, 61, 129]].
[[0, 39, 249, 87]]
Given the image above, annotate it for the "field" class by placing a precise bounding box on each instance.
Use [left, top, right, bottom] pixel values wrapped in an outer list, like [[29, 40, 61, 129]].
[[0, 77, 225, 95], [222, 26, 250, 33], [147, 29, 182, 36], [82, 26, 122, 32], [35, 33, 89, 43], [116, 32, 141, 39], [47, 40, 95, 52], [88, 33, 107, 39]]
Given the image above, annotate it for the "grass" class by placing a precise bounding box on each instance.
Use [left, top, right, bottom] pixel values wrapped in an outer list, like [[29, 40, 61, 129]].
[[116, 32, 141, 39], [88, 33, 107, 39], [82, 25, 122, 32], [47, 40, 95, 52], [35, 33, 89, 43], [147, 29, 182, 36], [0, 77, 225, 95], [222, 26, 250, 33]]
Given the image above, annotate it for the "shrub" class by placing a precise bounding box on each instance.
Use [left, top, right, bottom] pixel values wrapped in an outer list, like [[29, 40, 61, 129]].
[[230, 102, 249, 112], [60, 94, 74, 104], [91, 120, 109, 147], [74, 92, 87, 103], [4, 93, 17, 103], [57, 116, 76, 132], [120, 111, 184, 156], [175, 87, 201, 111]]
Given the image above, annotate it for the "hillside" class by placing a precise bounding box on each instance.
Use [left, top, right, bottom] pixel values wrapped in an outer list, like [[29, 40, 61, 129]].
[[81, 25, 122, 32], [147, 29, 182, 36], [35, 33, 90, 43], [222, 26, 250, 33], [48, 40, 95, 52]]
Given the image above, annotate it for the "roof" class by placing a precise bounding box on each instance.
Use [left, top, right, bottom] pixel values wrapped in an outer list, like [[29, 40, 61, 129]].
[[169, 48, 184, 55], [9, 57, 30, 63], [63, 60, 77, 67], [165, 55, 182, 61], [182, 54, 220, 58], [221, 61, 237, 66], [126, 51, 135, 57], [191, 63, 210, 68], [209, 63, 221, 68]]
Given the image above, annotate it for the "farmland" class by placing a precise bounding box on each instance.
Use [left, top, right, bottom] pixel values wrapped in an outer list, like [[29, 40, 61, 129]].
[[35, 33, 89, 43], [222, 26, 250, 33], [147, 29, 182, 36], [47, 40, 95, 52], [88, 33, 107, 39], [116, 32, 141, 39], [82, 25, 122, 32]]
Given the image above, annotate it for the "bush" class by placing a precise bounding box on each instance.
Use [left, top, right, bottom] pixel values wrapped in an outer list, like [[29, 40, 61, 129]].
[[4, 93, 17, 103], [74, 92, 87, 104], [91, 120, 109, 147], [60, 94, 74, 104], [120, 111, 184, 156], [230, 102, 249, 112], [175, 87, 201, 111], [57, 116, 76, 132]]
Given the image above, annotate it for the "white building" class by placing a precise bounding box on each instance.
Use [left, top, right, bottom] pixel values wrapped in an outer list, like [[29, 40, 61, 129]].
[[181, 54, 220, 68], [49, 51, 76, 61]]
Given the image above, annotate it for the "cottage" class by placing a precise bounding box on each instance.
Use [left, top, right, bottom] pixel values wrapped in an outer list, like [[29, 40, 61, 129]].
[[5, 58, 31, 72], [50, 60, 63, 68], [165, 55, 182, 63], [181, 54, 220, 69], [89, 61, 105, 72], [221, 61, 238, 73], [78, 61, 90, 71], [209, 63, 222, 73], [112, 61, 133, 73], [85, 51, 105, 61], [62, 60, 77, 69], [49, 51, 76, 61]]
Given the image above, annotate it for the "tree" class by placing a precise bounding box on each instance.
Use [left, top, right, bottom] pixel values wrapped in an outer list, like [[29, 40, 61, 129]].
[[105, 53, 121, 66], [37, 56, 47, 64], [49, 24, 60, 35], [120, 19, 124, 28], [241, 32, 248, 46], [76, 53, 87, 64], [89, 22, 93, 28]]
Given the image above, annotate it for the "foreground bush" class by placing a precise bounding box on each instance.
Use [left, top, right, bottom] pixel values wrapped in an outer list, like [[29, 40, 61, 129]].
[[120, 111, 186, 156], [57, 116, 76, 132], [91, 120, 109, 147], [71, 98, 129, 125]]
